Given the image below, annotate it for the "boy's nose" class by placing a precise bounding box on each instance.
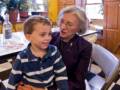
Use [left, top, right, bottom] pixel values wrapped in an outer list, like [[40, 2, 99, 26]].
[[45, 35, 52, 41]]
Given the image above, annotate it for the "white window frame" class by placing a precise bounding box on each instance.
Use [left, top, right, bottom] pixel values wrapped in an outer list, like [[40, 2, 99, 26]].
[[85, 0, 103, 19]]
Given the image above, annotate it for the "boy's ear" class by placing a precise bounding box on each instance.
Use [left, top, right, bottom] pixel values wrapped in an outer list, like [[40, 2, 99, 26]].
[[25, 34, 31, 41]]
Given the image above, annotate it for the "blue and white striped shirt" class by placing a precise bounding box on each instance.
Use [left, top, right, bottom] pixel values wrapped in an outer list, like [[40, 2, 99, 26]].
[[7, 44, 68, 90]]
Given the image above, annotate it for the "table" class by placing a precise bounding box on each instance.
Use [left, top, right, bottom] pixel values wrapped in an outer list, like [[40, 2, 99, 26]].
[[0, 29, 98, 57], [0, 32, 28, 57]]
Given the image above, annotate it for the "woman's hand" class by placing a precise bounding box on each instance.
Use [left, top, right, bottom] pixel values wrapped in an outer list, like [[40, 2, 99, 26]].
[[17, 82, 47, 90], [32, 86, 47, 90]]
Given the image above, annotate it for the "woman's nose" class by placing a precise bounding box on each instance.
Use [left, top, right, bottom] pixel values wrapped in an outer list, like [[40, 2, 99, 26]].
[[60, 23, 66, 29]]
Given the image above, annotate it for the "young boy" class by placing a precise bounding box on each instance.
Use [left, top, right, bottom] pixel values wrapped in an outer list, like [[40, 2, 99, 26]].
[[7, 15, 68, 90]]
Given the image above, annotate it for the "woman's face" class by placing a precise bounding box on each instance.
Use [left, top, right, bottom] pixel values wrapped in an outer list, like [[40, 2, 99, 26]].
[[59, 12, 80, 42]]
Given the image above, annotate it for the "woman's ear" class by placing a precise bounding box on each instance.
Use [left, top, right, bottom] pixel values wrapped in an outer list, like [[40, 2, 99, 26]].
[[25, 34, 31, 41]]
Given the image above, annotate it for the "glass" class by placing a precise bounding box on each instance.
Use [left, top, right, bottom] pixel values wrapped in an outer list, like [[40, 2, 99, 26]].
[[0, 35, 3, 47], [60, 21, 73, 29]]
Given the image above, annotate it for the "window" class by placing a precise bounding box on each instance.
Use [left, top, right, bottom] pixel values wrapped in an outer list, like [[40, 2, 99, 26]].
[[30, 0, 48, 12], [86, 0, 103, 19], [28, 0, 48, 17]]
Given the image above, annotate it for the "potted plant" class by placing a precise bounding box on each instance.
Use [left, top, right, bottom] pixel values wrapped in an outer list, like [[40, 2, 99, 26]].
[[6, 0, 20, 23], [19, 0, 30, 21]]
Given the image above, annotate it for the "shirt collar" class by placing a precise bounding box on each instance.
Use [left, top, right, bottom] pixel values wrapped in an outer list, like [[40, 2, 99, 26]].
[[26, 43, 53, 62]]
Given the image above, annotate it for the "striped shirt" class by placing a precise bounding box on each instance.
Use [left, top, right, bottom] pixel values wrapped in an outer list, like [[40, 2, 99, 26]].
[[7, 44, 68, 90]]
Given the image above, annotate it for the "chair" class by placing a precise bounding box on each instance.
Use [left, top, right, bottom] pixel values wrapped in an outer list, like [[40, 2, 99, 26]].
[[0, 62, 12, 80], [87, 44, 120, 90], [85, 79, 91, 90], [0, 62, 12, 89], [114, 42, 120, 59], [0, 79, 7, 90]]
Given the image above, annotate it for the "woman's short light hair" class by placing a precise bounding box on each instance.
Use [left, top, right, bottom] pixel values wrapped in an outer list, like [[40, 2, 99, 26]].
[[58, 6, 88, 34]]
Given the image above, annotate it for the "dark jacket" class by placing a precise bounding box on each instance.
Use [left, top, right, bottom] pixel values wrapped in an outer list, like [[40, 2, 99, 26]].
[[49, 32, 92, 90]]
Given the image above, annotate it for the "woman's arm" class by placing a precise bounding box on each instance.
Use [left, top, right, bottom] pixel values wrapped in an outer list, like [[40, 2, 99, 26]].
[[75, 43, 92, 89]]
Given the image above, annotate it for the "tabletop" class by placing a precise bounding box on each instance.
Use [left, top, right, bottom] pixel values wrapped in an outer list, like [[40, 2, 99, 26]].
[[0, 29, 98, 57]]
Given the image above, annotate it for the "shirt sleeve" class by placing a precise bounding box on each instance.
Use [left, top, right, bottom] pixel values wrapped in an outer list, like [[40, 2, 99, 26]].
[[53, 47, 68, 90], [74, 43, 92, 89], [6, 55, 23, 90]]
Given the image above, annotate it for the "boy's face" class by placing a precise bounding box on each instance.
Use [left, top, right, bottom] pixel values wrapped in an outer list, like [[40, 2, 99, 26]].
[[25, 23, 52, 50]]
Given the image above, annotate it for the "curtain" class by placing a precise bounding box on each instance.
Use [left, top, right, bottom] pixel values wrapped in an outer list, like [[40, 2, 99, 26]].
[[48, 0, 58, 24]]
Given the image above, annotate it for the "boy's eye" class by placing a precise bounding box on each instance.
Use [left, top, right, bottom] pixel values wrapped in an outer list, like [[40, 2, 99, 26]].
[[39, 33, 46, 37], [49, 32, 52, 36], [39, 32, 52, 37]]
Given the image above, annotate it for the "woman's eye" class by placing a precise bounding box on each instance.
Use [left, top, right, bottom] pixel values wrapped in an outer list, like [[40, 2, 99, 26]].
[[66, 22, 73, 27]]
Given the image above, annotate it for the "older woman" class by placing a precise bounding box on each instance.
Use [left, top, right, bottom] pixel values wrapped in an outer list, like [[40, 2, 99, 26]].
[[49, 6, 92, 90]]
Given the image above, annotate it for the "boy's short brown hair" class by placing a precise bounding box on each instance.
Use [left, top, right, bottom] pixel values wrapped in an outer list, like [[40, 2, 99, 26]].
[[23, 15, 51, 34]]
